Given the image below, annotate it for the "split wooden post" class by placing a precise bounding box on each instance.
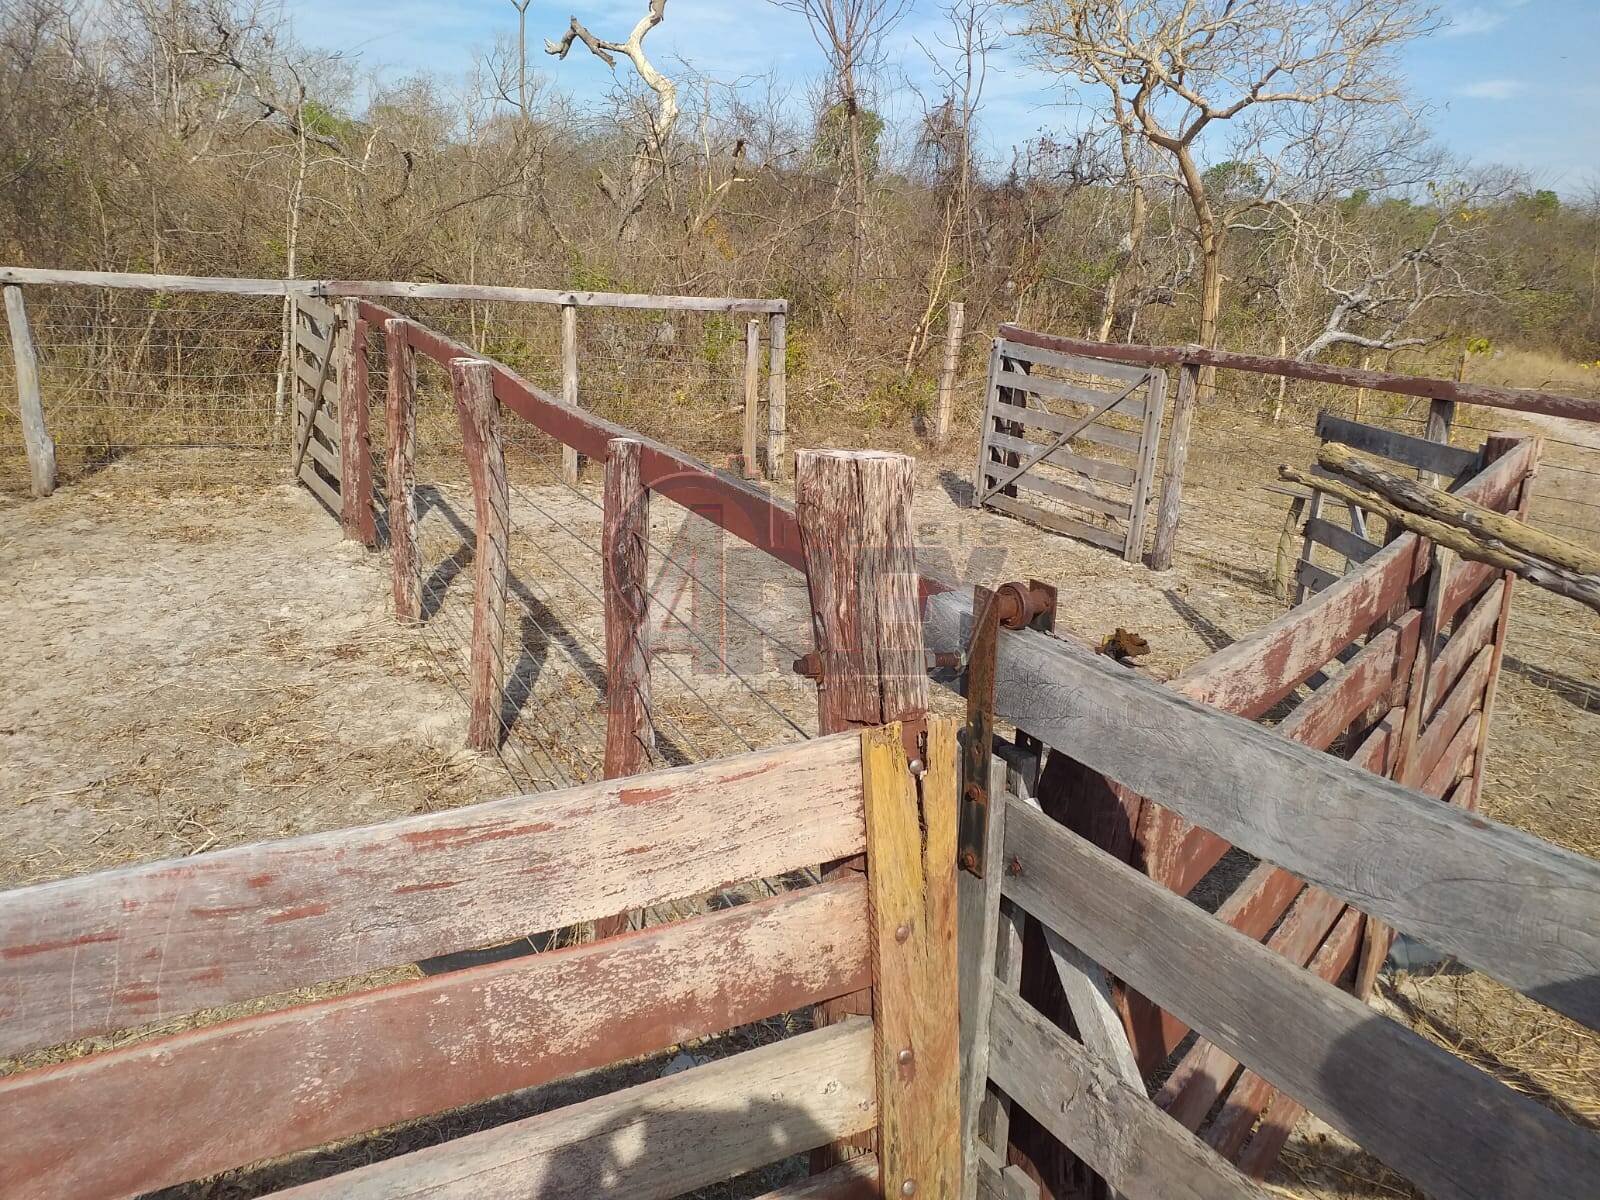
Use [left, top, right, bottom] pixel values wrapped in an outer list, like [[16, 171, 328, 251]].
[[1420, 350, 1467, 477], [451, 358, 510, 752], [861, 719, 961, 1200], [3, 285, 56, 497], [338, 298, 378, 547], [933, 301, 966, 448], [385, 318, 421, 621], [796, 448, 930, 1171], [742, 319, 761, 479], [1354, 352, 1371, 421], [1148, 360, 1199, 570], [560, 301, 580, 486], [767, 311, 788, 479]]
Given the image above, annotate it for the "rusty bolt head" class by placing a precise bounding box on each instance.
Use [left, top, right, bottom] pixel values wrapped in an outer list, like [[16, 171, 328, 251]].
[[1006, 856, 1024, 877], [959, 848, 979, 872], [895, 922, 912, 943]]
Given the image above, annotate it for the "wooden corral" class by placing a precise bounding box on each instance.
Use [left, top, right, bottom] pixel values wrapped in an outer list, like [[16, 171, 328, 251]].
[[0, 724, 961, 1199]]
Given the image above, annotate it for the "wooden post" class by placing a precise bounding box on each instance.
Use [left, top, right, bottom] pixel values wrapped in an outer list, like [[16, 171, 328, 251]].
[[1353, 352, 1371, 421], [1148, 360, 1199, 570], [451, 358, 509, 752], [338, 298, 378, 547], [1467, 433, 1536, 810], [3, 286, 56, 497], [742, 319, 761, 479], [1270, 334, 1288, 423], [1420, 350, 1466, 478], [767, 311, 788, 479], [795, 448, 930, 1171], [593, 437, 655, 941], [933, 301, 966, 448], [385, 319, 421, 621], [561, 302, 580, 486], [861, 719, 961, 1200]]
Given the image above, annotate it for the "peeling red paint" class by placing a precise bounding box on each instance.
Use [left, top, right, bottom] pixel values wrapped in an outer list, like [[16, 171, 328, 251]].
[[393, 880, 461, 895], [247, 873, 279, 889], [114, 988, 161, 1006], [2, 929, 119, 960], [399, 821, 553, 850], [265, 903, 330, 925]]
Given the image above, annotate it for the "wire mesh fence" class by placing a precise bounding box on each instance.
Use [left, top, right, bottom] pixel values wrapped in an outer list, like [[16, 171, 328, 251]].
[[0, 287, 288, 490]]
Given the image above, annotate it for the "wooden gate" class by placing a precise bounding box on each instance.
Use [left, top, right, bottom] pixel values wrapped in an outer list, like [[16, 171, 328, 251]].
[[971, 331, 1167, 563], [289, 292, 342, 512]]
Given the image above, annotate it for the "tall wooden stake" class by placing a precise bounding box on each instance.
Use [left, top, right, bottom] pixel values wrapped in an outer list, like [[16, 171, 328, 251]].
[[3, 285, 56, 497], [1270, 334, 1288, 423], [742, 319, 761, 479], [767, 312, 788, 479], [561, 302, 580, 486], [385, 318, 421, 621], [933, 301, 966, 448], [451, 358, 509, 752], [338, 298, 378, 547], [796, 448, 930, 1171], [1149, 361, 1199, 570]]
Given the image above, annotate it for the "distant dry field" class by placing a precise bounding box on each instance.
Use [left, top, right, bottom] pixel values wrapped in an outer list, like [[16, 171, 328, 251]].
[[1, 386, 1596, 1196]]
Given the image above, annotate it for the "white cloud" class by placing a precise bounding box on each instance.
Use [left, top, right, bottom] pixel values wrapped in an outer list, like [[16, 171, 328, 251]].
[[1457, 78, 1528, 100], [1444, 0, 1534, 38]]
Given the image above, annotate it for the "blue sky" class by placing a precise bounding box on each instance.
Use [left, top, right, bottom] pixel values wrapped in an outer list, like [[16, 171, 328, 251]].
[[285, 0, 1600, 194]]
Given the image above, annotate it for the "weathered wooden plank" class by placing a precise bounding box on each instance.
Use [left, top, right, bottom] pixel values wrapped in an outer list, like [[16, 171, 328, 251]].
[[3, 285, 57, 496], [994, 368, 1148, 421], [296, 291, 337, 328], [1294, 558, 1339, 594], [997, 337, 1156, 385], [863, 721, 961, 1200], [325, 278, 787, 313], [602, 439, 654, 778], [1001, 799, 1600, 1200], [451, 358, 510, 750], [560, 301, 580, 485], [296, 458, 341, 512], [384, 319, 421, 622], [986, 464, 1133, 521], [993, 394, 1142, 452], [1425, 579, 1503, 721], [338, 299, 377, 547], [985, 492, 1128, 552], [294, 415, 341, 476], [1149, 361, 1198, 570], [1315, 413, 1479, 479], [0, 733, 865, 1057], [0, 881, 870, 1200], [1413, 646, 1493, 785], [768, 311, 788, 478], [923, 587, 1600, 1031], [1126, 366, 1167, 563], [270, 1017, 875, 1199], [976, 1157, 1044, 1200], [0, 267, 303, 295], [1423, 713, 1481, 799], [987, 985, 1269, 1200], [743, 318, 762, 477], [1275, 611, 1421, 752], [958, 759, 1009, 1200], [1304, 517, 1380, 566], [984, 430, 1138, 486]]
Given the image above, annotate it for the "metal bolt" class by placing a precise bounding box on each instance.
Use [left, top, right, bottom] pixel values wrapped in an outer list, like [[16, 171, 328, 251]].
[[907, 757, 926, 778], [901, 1180, 917, 1197], [1006, 856, 1023, 877], [895, 922, 912, 943], [959, 848, 979, 872], [898, 1047, 914, 1066]]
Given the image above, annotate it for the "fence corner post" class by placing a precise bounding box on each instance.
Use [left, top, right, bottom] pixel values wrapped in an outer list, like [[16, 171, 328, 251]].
[[561, 301, 581, 486], [3, 285, 57, 497], [933, 301, 965, 448], [742, 318, 761, 479], [450, 357, 509, 752], [338, 298, 377, 547], [1148, 359, 1198, 570], [766, 310, 788, 480], [385, 318, 421, 621], [795, 446, 930, 1172]]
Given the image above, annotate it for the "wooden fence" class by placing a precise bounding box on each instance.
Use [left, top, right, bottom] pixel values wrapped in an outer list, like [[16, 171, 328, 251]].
[[0, 723, 960, 1199], [995, 323, 1600, 569]]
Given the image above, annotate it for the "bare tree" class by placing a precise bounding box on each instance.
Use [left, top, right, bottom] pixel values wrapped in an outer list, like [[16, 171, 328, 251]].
[[774, 0, 910, 296], [1014, 0, 1437, 385], [546, 0, 678, 244]]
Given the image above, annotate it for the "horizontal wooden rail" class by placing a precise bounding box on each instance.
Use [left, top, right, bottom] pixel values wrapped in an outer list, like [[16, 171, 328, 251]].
[[371, 305, 814, 571], [270, 1017, 878, 1199], [998, 323, 1600, 423], [328, 278, 786, 313], [922, 587, 1600, 1031], [0, 881, 870, 1200], [0, 267, 787, 313], [0, 733, 865, 1057], [1001, 799, 1600, 1200]]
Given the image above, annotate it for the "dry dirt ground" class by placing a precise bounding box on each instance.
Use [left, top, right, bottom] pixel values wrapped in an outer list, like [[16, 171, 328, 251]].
[[1, 417, 1596, 1197]]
